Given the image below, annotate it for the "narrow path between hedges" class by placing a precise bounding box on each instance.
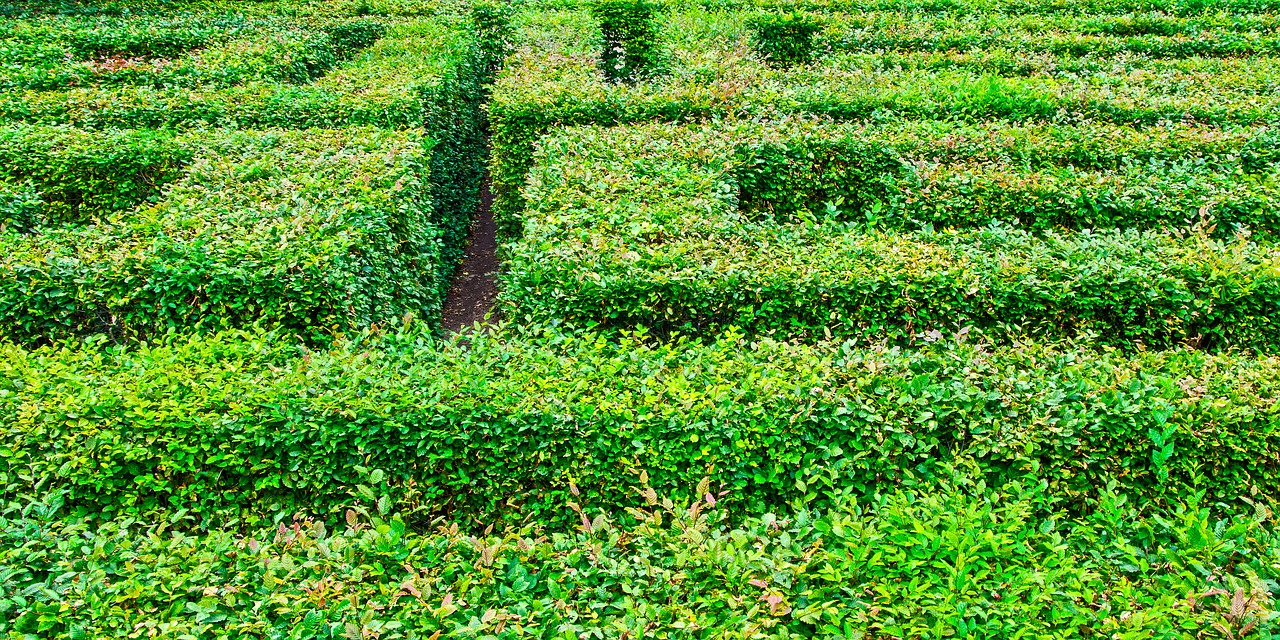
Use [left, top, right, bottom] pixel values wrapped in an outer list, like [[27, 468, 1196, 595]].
[[440, 173, 499, 333]]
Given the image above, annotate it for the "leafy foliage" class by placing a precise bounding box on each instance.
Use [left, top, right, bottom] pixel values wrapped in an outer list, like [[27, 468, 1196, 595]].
[[6, 0, 1280, 634], [590, 0, 665, 83], [488, 8, 1280, 237], [471, 0, 515, 78], [0, 128, 441, 343], [0, 125, 191, 225], [2, 465, 1277, 638], [505, 121, 1280, 349], [749, 11, 824, 67], [3, 325, 1280, 529]]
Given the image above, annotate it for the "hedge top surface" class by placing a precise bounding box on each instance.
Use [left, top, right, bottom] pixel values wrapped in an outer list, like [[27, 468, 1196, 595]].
[[6, 464, 1279, 638], [0, 17, 470, 129], [502, 119, 1280, 348], [0, 0, 454, 19], [0, 127, 445, 343]]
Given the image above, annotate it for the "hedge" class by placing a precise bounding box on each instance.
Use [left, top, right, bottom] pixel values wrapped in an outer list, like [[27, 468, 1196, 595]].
[[0, 19, 466, 129], [732, 120, 1280, 237], [828, 12, 1280, 58], [698, 0, 1280, 15], [0, 14, 237, 61], [488, 8, 1280, 236], [0, 180, 43, 233], [0, 17, 388, 92], [0, 128, 444, 343], [3, 324, 1279, 529], [0, 125, 192, 225], [503, 121, 1280, 348], [4, 469, 1277, 638]]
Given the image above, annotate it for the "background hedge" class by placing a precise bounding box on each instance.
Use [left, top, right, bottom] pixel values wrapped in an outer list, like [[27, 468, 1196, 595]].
[[488, 7, 1280, 237], [503, 122, 1280, 349]]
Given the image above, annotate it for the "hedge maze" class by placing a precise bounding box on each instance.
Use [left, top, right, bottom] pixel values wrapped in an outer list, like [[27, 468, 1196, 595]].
[[6, 0, 1280, 636], [0, 5, 488, 343]]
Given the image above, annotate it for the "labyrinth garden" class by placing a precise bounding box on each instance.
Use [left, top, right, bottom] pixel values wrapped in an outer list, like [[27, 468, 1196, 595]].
[[3, 0, 1280, 637]]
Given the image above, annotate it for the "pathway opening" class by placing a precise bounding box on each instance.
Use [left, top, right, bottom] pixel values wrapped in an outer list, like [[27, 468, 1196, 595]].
[[440, 173, 499, 332]]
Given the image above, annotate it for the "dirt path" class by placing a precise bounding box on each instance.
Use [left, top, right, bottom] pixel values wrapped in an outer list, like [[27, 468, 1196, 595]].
[[440, 174, 499, 333]]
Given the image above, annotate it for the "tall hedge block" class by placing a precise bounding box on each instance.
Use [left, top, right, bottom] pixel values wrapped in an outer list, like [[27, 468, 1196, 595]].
[[0, 129, 440, 343], [591, 0, 665, 83]]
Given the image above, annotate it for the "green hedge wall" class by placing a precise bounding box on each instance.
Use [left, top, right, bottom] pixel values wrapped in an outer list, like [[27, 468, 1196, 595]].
[[827, 12, 1280, 58], [5, 469, 1277, 638], [0, 14, 345, 91], [503, 122, 1280, 349], [588, 0, 1280, 15], [734, 120, 1280, 237], [0, 180, 43, 233], [0, 125, 192, 225], [0, 19, 462, 129], [3, 325, 1278, 528], [0, 128, 443, 343]]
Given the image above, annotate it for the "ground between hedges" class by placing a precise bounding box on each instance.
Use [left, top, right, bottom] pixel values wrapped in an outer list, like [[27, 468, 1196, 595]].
[[441, 172, 499, 332]]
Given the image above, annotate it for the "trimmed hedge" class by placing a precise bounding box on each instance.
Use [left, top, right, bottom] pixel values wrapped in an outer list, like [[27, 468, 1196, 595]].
[[4, 469, 1278, 637], [0, 17, 389, 92], [828, 12, 1280, 58], [0, 180, 43, 233], [503, 121, 1280, 349], [733, 120, 1280, 237], [0, 13, 494, 335], [0, 125, 191, 225], [0, 128, 444, 343], [0, 19, 465, 129], [2, 325, 1279, 528], [0, 14, 236, 61], [488, 8, 1280, 236]]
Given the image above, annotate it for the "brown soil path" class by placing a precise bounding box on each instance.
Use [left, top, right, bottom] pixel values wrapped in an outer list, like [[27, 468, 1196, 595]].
[[440, 174, 499, 333]]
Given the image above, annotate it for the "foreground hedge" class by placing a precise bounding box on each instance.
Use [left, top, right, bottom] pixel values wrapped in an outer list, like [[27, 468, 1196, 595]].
[[0, 128, 442, 343], [4, 468, 1277, 638], [504, 121, 1280, 349], [3, 325, 1278, 528]]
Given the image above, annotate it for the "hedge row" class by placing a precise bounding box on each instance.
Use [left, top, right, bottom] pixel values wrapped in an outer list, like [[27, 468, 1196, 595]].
[[504, 121, 1280, 348], [733, 120, 1280, 237], [0, 18, 386, 92], [0, 128, 446, 343], [0, 14, 492, 330], [5, 470, 1277, 638], [827, 13, 1280, 58], [0, 0, 447, 20], [3, 324, 1279, 529], [488, 9, 1280, 236], [0, 125, 191, 225], [0, 14, 239, 61], [0, 19, 464, 129], [703, 0, 1280, 15]]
